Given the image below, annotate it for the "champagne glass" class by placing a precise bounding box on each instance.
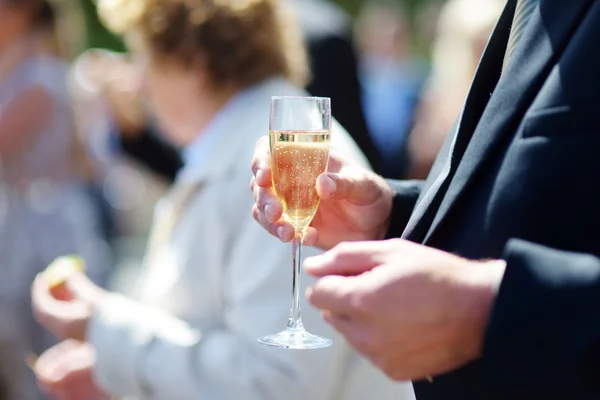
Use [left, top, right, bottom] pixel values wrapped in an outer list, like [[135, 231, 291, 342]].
[[258, 96, 333, 350]]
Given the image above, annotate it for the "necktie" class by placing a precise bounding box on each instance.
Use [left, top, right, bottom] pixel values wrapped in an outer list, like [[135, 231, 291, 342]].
[[503, 0, 540, 69]]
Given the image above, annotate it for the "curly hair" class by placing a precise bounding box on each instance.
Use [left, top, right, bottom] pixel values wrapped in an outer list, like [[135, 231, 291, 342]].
[[98, 0, 309, 88]]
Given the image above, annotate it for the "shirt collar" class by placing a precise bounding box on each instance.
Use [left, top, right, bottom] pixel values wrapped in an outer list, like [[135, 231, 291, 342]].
[[176, 89, 246, 184]]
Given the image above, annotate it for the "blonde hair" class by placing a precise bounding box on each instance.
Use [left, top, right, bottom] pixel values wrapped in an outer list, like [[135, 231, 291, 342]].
[[98, 0, 309, 88]]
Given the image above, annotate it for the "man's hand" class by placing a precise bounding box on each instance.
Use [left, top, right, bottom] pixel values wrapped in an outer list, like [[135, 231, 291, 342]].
[[250, 136, 394, 250], [304, 239, 506, 380], [31, 273, 107, 341], [34, 339, 110, 400]]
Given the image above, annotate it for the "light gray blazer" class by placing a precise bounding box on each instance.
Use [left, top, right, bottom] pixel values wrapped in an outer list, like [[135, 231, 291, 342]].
[[88, 77, 415, 400]]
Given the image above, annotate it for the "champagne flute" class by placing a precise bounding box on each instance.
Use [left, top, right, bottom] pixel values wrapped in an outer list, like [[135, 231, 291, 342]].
[[258, 96, 333, 350]]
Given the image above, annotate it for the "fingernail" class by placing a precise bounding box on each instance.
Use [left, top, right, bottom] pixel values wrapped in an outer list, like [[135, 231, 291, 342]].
[[323, 174, 336, 193], [276, 225, 284, 239]]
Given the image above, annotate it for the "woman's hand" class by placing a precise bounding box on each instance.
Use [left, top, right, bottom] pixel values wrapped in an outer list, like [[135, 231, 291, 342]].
[[35, 339, 110, 400], [31, 272, 107, 341]]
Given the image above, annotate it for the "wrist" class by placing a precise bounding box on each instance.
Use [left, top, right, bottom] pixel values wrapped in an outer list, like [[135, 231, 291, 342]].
[[458, 259, 506, 363]]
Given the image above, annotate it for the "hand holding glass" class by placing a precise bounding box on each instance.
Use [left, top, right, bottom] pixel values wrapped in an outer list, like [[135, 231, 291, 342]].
[[258, 97, 332, 349]]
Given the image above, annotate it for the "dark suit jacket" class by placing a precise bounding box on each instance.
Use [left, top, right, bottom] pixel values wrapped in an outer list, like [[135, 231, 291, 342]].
[[387, 0, 600, 398]]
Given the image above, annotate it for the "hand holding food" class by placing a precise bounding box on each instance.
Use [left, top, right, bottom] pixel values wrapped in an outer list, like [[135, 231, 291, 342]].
[[32, 256, 106, 341], [42, 255, 86, 301]]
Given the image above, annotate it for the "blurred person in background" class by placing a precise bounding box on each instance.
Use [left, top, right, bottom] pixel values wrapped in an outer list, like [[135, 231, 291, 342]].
[[0, 0, 110, 398], [407, 0, 504, 179], [30, 0, 415, 399], [354, 1, 427, 180], [97, 0, 382, 183], [290, 0, 380, 172], [68, 48, 172, 246]]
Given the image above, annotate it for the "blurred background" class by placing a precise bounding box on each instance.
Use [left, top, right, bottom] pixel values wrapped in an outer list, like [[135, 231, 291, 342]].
[[0, 0, 503, 397], [54, 0, 503, 276], [0, 0, 504, 289]]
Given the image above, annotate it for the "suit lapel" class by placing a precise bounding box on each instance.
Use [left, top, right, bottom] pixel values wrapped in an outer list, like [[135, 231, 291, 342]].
[[403, 0, 516, 241], [422, 0, 592, 245]]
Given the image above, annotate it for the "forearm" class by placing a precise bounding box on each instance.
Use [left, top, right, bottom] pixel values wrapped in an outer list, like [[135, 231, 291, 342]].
[[481, 239, 600, 396], [385, 179, 425, 238]]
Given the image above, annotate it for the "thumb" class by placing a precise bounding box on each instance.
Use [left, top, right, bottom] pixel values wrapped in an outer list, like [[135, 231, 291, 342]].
[[304, 241, 383, 277], [64, 274, 105, 306], [316, 167, 386, 205]]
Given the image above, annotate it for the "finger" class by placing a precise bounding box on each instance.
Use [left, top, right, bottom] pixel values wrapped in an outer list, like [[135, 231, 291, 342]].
[[64, 273, 102, 305], [302, 227, 318, 247], [251, 137, 272, 187], [316, 167, 388, 206], [31, 275, 63, 322], [322, 311, 377, 360], [321, 310, 354, 333], [32, 276, 88, 338], [36, 344, 93, 400], [306, 275, 361, 314], [31, 275, 76, 323], [253, 186, 283, 224], [252, 205, 295, 242], [35, 341, 78, 384], [303, 241, 386, 277]]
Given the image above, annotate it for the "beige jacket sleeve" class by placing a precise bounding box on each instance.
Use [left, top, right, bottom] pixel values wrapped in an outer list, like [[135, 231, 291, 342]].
[[88, 168, 361, 400]]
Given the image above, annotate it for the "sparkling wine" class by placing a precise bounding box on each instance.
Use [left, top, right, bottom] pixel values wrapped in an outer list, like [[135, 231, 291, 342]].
[[269, 130, 331, 232]]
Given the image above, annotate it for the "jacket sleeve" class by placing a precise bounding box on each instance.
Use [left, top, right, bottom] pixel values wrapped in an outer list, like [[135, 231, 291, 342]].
[[385, 179, 425, 239], [118, 124, 183, 182], [88, 173, 364, 400], [481, 238, 600, 396]]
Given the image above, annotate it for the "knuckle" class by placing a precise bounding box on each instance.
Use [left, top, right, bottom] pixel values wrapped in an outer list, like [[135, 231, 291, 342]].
[[266, 223, 279, 238], [251, 158, 261, 174], [256, 189, 268, 211], [252, 205, 260, 221], [348, 292, 370, 315], [330, 241, 352, 261], [348, 285, 375, 314], [253, 186, 261, 204]]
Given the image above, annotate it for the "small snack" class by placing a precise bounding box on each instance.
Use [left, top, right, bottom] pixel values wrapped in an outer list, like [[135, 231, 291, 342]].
[[42, 255, 85, 300]]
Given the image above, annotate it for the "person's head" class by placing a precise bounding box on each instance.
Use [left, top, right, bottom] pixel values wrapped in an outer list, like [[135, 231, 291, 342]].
[[0, 0, 56, 50], [355, 1, 411, 61], [98, 0, 309, 146]]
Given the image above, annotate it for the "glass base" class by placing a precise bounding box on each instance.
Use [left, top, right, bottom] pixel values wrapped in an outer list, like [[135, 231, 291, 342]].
[[258, 329, 332, 350]]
